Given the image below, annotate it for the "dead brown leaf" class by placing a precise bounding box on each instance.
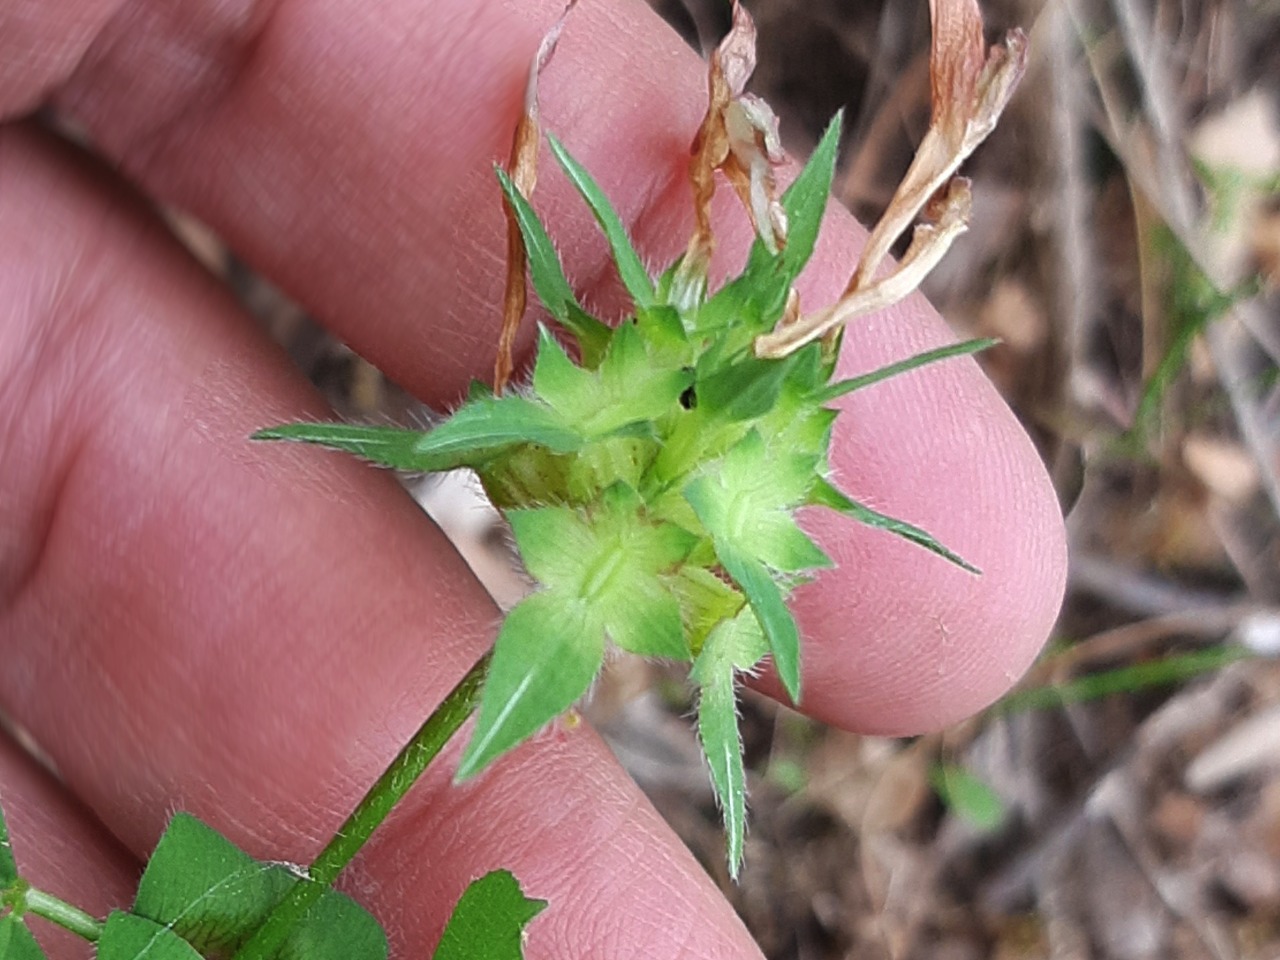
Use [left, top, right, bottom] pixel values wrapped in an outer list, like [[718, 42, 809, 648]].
[[755, 0, 1026, 358], [494, 0, 578, 394]]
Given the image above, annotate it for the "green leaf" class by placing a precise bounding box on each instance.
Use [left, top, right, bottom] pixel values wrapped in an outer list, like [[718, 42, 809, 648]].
[[771, 111, 843, 284], [0, 794, 18, 886], [666, 565, 747, 655], [274, 890, 387, 960], [810, 479, 980, 574], [691, 610, 768, 877], [562, 305, 614, 369], [819, 338, 997, 403], [633, 305, 694, 370], [136, 814, 289, 957], [134, 813, 386, 960], [547, 134, 655, 310], [255, 395, 584, 473], [711, 538, 803, 703], [97, 913, 204, 960], [532, 323, 691, 439], [693, 270, 789, 341], [997, 645, 1251, 713], [696, 352, 796, 422], [495, 167, 612, 362], [693, 659, 746, 877], [0, 916, 47, 960], [929, 764, 1005, 831], [457, 592, 605, 780], [684, 431, 830, 574], [706, 111, 841, 341], [507, 487, 695, 659], [432, 870, 546, 960]]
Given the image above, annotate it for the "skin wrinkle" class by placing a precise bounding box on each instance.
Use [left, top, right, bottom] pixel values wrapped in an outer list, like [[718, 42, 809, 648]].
[[0, 197, 121, 613], [55, 0, 279, 167], [0, 0, 126, 115]]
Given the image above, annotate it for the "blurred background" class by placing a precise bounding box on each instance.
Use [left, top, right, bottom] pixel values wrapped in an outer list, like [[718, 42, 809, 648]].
[[175, 0, 1280, 956]]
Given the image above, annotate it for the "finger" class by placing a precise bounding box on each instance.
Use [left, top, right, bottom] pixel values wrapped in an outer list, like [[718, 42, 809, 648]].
[[25, 0, 1063, 726], [0, 126, 762, 958], [0, 735, 139, 958]]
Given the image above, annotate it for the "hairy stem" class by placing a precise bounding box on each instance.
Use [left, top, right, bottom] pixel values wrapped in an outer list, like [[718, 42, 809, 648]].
[[23, 887, 104, 942], [232, 655, 490, 960]]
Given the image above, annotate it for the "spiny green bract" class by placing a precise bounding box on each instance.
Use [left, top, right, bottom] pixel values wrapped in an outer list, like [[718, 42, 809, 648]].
[[256, 115, 983, 875]]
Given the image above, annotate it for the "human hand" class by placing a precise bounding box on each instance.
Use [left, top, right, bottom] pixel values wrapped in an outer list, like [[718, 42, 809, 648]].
[[0, 1, 1066, 956]]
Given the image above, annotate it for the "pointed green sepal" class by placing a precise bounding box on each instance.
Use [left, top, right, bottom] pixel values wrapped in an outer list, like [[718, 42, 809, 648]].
[[547, 134, 655, 310], [254, 393, 583, 473], [456, 591, 604, 780], [532, 323, 691, 439], [811, 478, 980, 573], [751, 110, 843, 286], [683, 431, 831, 573], [819, 338, 998, 403], [711, 537, 803, 702], [496, 166, 612, 363], [691, 609, 770, 877], [508, 486, 696, 659]]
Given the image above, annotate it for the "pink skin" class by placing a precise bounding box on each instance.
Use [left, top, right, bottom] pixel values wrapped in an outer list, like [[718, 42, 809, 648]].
[[0, 1, 1067, 957]]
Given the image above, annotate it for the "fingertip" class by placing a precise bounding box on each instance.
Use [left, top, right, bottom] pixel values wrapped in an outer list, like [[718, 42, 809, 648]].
[[783, 295, 1067, 734]]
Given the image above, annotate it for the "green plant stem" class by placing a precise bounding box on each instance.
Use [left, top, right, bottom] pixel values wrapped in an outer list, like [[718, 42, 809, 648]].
[[23, 887, 104, 942], [231, 654, 490, 960]]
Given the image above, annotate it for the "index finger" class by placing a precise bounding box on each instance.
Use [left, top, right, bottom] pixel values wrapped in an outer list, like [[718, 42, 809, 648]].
[[21, 0, 1064, 724]]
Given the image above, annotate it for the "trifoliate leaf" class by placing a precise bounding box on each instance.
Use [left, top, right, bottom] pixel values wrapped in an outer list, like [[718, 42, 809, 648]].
[[275, 886, 388, 960], [711, 537, 803, 703], [134, 814, 290, 956], [134, 813, 386, 960], [97, 912, 204, 960], [810, 478, 979, 573], [432, 870, 545, 960], [819, 338, 997, 403], [495, 167, 612, 365], [457, 591, 604, 780], [254, 394, 585, 473], [0, 916, 46, 960], [532, 323, 691, 439], [683, 431, 830, 573], [547, 135, 655, 310]]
